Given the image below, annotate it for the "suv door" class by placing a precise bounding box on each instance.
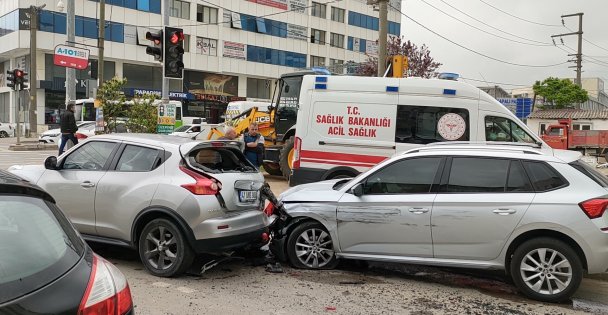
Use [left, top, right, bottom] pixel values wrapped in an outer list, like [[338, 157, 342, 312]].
[[432, 157, 535, 260], [94, 144, 164, 240], [337, 157, 443, 257], [37, 141, 119, 234]]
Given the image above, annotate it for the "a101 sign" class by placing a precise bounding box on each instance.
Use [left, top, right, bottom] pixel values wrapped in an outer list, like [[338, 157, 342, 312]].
[[54, 45, 90, 70]]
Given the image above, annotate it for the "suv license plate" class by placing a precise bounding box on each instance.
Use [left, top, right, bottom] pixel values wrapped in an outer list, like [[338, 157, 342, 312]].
[[239, 190, 258, 202]]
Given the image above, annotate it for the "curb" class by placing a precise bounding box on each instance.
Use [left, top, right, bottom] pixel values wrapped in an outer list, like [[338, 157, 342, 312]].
[[8, 143, 57, 151]]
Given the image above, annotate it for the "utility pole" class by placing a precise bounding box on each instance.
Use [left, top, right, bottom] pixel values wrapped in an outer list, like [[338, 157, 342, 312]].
[[98, 0, 105, 91], [66, 0, 76, 107], [29, 4, 45, 137], [368, 0, 388, 77], [161, 0, 170, 106], [551, 13, 583, 109]]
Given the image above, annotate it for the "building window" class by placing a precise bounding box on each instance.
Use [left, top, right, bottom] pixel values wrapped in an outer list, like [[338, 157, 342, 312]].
[[329, 59, 344, 73], [246, 45, 306, 68], [331, 7, 344, 23], [247, 78, 271, 100], [539, 123, 547, 135], [197, 5, 218, 24], [348, 11, 400, 35], [311, 29, 325, 44], [169, 0, 190, 19], [310, 55, 325, 67], [330, 33, 344, 48], [311, 2, 326, 18], [182, 34, 190, 53], [196, 37, 217, 56], [573, 123, 592, 130]]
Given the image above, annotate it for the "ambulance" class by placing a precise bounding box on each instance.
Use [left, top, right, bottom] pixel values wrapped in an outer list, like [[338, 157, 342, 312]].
[[289, 73, 547, 186]]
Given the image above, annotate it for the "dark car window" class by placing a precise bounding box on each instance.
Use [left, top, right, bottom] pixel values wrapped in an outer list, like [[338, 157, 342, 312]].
[[188, 147, 257, 173], [116, 145, 161, 172], [447, 158, 509, 193], [0, 196, 84, 303], [522, 161, 568, 191], [363, 157, 442, 194], [485, 116, 536, 143], [506, 161, 534, 192], [569, 160, 608, 188], [396, 106, 469, 144], [63, 141, 117, 170]]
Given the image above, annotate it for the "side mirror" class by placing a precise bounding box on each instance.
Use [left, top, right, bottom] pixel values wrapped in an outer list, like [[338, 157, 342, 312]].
[[44, 156, 58, 170], [350, 183, 364, 197]]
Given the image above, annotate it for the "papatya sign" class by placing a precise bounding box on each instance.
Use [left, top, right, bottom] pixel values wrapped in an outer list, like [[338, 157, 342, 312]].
[[54, 45, 90, 70]]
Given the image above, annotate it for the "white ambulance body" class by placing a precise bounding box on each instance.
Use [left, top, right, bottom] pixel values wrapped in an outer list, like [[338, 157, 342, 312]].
[[289, 74, 546, 186]]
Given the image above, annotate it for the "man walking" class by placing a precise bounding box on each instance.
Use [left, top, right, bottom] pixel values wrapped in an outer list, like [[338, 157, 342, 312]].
[[58, 104, 79, 156]]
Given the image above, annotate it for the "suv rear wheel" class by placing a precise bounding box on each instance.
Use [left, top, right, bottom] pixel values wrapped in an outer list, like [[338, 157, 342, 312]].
[[510, 237, 583, 302], [138, 218, 194, 277], [287, 221, 338, 269]]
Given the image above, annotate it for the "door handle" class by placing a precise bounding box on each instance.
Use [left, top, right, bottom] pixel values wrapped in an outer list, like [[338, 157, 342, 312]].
[[492, 209, 516, 215], [80, 181, 95, 188], [279, 118, 288, 121], [408, 208, 429, 214]]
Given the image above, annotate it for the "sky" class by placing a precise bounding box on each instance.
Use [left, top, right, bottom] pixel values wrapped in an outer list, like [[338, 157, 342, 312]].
[[398, 0, 608, 92]]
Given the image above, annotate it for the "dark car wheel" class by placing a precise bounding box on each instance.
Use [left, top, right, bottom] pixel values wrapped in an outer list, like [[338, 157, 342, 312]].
[[0, 130, 8, 138], [138, 218, 194, 277], [287, 221, 338, 269], [510, 237, 583, 303]]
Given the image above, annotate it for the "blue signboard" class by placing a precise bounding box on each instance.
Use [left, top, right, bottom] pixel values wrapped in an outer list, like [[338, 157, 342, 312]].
[[497, 98, 532, 120], [123, 88, 194, 100]]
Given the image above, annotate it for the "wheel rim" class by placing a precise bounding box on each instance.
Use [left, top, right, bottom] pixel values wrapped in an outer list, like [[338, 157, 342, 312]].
[[144, 226, 178, 270], [520, 247, 572, 295], [295, 228, 334, 268], [287, 148, 295, 169]]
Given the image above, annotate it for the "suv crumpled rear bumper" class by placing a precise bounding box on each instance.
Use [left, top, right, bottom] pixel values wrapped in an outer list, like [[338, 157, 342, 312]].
[[192, 226, 269, 253]]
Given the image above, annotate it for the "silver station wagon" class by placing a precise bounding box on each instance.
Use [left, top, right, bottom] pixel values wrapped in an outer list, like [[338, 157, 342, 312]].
[[10, 134, 270, 277], [270, 143, 608, 302]]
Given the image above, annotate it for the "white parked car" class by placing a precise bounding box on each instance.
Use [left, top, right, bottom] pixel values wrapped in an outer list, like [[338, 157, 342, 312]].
[[39, 121, 95, 145], [169, 124, 203, 138], [0, 121, 14, 138]]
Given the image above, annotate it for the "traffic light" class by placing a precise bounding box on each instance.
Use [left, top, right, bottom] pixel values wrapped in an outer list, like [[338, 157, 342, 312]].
[[386, 55, 408, 78], [145, 29, 163, 61], [6, 70, 16, 90], [15, 69, 28, 90], [88, 60, 98, 79], [164, 26, 184, 79]]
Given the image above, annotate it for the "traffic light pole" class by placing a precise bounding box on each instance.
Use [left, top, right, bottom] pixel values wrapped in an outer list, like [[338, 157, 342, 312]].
[[14, 89, 20, 145], [161, 0, 169, 106], [66, 0, 76, 107]]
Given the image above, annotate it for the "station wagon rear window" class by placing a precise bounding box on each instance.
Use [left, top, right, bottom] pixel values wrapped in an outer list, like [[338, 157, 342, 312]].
[[188, 147, 257, 173]]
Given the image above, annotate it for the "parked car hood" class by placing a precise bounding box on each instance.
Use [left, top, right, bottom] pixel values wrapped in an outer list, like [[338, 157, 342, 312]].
[[7, 165, 47, 184], [280, 179, 347, 203]]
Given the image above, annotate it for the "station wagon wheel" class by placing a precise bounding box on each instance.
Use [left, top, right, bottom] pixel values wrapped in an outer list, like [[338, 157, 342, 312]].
[[138, 218, 194, 277], [286, 221, 338, 269], [0, 131, 8, 138], [510, 238, 582, 302]]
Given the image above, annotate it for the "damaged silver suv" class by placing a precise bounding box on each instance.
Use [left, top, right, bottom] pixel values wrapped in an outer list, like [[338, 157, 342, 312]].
[[9, 134, 270, 277]]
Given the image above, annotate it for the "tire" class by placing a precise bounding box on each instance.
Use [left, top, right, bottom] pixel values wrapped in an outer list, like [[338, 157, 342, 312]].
[[0, 131, 8, 138], [138, 218, 195, 277], [263, 162, 283, 176], [286, 221, 338, 269], [510, 237, 583, 302], [279, 137, 295, 180]]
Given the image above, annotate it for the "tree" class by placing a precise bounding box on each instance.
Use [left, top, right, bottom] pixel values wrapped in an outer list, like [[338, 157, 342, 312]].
[[97, 77, 127, 133], [533, 77, 589, 109], [127, 95, 158, 133], [355, 36, 442, 78]]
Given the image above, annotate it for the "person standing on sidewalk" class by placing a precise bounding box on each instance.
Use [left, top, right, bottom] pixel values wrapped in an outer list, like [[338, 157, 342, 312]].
[[58, 104, 79, 156]]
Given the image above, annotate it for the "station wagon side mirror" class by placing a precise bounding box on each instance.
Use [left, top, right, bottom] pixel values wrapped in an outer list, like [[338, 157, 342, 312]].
[[44, 156, 58, 170], [350, 183, 364, 197]]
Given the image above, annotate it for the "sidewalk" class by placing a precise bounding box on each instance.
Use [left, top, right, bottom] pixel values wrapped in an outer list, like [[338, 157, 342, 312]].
[[0, 135, 57, 151]]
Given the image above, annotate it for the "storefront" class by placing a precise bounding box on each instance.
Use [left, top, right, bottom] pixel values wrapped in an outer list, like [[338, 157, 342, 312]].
[[183, 70, 245, 123]]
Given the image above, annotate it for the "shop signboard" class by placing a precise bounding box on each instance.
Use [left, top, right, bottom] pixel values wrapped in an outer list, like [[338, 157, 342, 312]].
[[54, 45, 90, 70], [156, 102, 176, 134]]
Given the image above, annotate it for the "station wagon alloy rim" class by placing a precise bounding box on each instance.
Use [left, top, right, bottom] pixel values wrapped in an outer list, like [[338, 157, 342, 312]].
[[295, 228, 334, 268], [144, 226, 178, 270], [520, 248, 572, 295]]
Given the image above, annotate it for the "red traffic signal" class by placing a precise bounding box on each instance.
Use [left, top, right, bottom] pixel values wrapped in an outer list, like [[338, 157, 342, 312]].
[[145, 29, 163, 62], [169, 30, 184, 45], [15, 69, 24, 78], [164, 27, 185, 79]]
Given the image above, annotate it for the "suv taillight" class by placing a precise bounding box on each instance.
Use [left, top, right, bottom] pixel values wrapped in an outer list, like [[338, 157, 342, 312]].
[[292, 136, 302, 169], [180, 165, 221, 195], [78, 255, 133, 315], [579, 198, 608, 219]]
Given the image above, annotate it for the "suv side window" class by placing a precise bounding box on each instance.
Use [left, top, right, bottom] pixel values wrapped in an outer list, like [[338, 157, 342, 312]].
[[63, 141, 117, 170], [447, 157, 509, 193], [507, 161, 534, 192], [485, 116, 536, 143], [116, 145, 161, 172], [363, 157, 442, 194], [522, 161, 568, 191], [396, 106, 469, 144]]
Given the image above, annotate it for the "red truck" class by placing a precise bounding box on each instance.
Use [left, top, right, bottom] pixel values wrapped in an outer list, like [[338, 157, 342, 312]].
[[542, 119, 608, 158]]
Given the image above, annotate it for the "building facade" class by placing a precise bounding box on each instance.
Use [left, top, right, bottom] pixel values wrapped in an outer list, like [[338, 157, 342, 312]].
[[0, 0, 401, 130]]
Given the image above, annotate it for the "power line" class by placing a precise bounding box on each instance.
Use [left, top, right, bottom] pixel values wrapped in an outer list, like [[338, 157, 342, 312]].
[[476, 0, 562, 27], [438, 0, 553, 45], [460, 76, 529, 87], [420, 0, 552, 46], [559, 44, 608, 68], [391, 4, 568, 68], [564, 24, 608, 54]]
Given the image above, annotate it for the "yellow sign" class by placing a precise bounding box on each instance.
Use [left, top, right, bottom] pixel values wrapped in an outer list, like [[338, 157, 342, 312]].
[[158, 116, 176, 125], [94, 99, 101, 108]]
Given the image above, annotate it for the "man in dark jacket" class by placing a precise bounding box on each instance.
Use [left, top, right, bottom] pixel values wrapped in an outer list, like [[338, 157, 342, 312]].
[[58, 104, 79, 155]]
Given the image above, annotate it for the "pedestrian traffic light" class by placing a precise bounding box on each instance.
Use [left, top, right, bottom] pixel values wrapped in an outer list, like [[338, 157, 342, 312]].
[[386, 55, 408, 78], [6, 70, 16, 90], [145, 29, 163, 61], [15, 69, 28, 90], [164, 26, 184, 79], [88, 60, 98, 79]]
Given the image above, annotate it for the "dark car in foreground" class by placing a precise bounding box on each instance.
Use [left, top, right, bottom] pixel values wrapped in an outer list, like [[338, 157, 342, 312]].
[[0, 170, 133, 314]]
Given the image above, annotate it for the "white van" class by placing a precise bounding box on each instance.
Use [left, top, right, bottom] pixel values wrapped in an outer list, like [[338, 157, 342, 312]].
[[224, 101, 270, 121], [290, 74, 547, 186]]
